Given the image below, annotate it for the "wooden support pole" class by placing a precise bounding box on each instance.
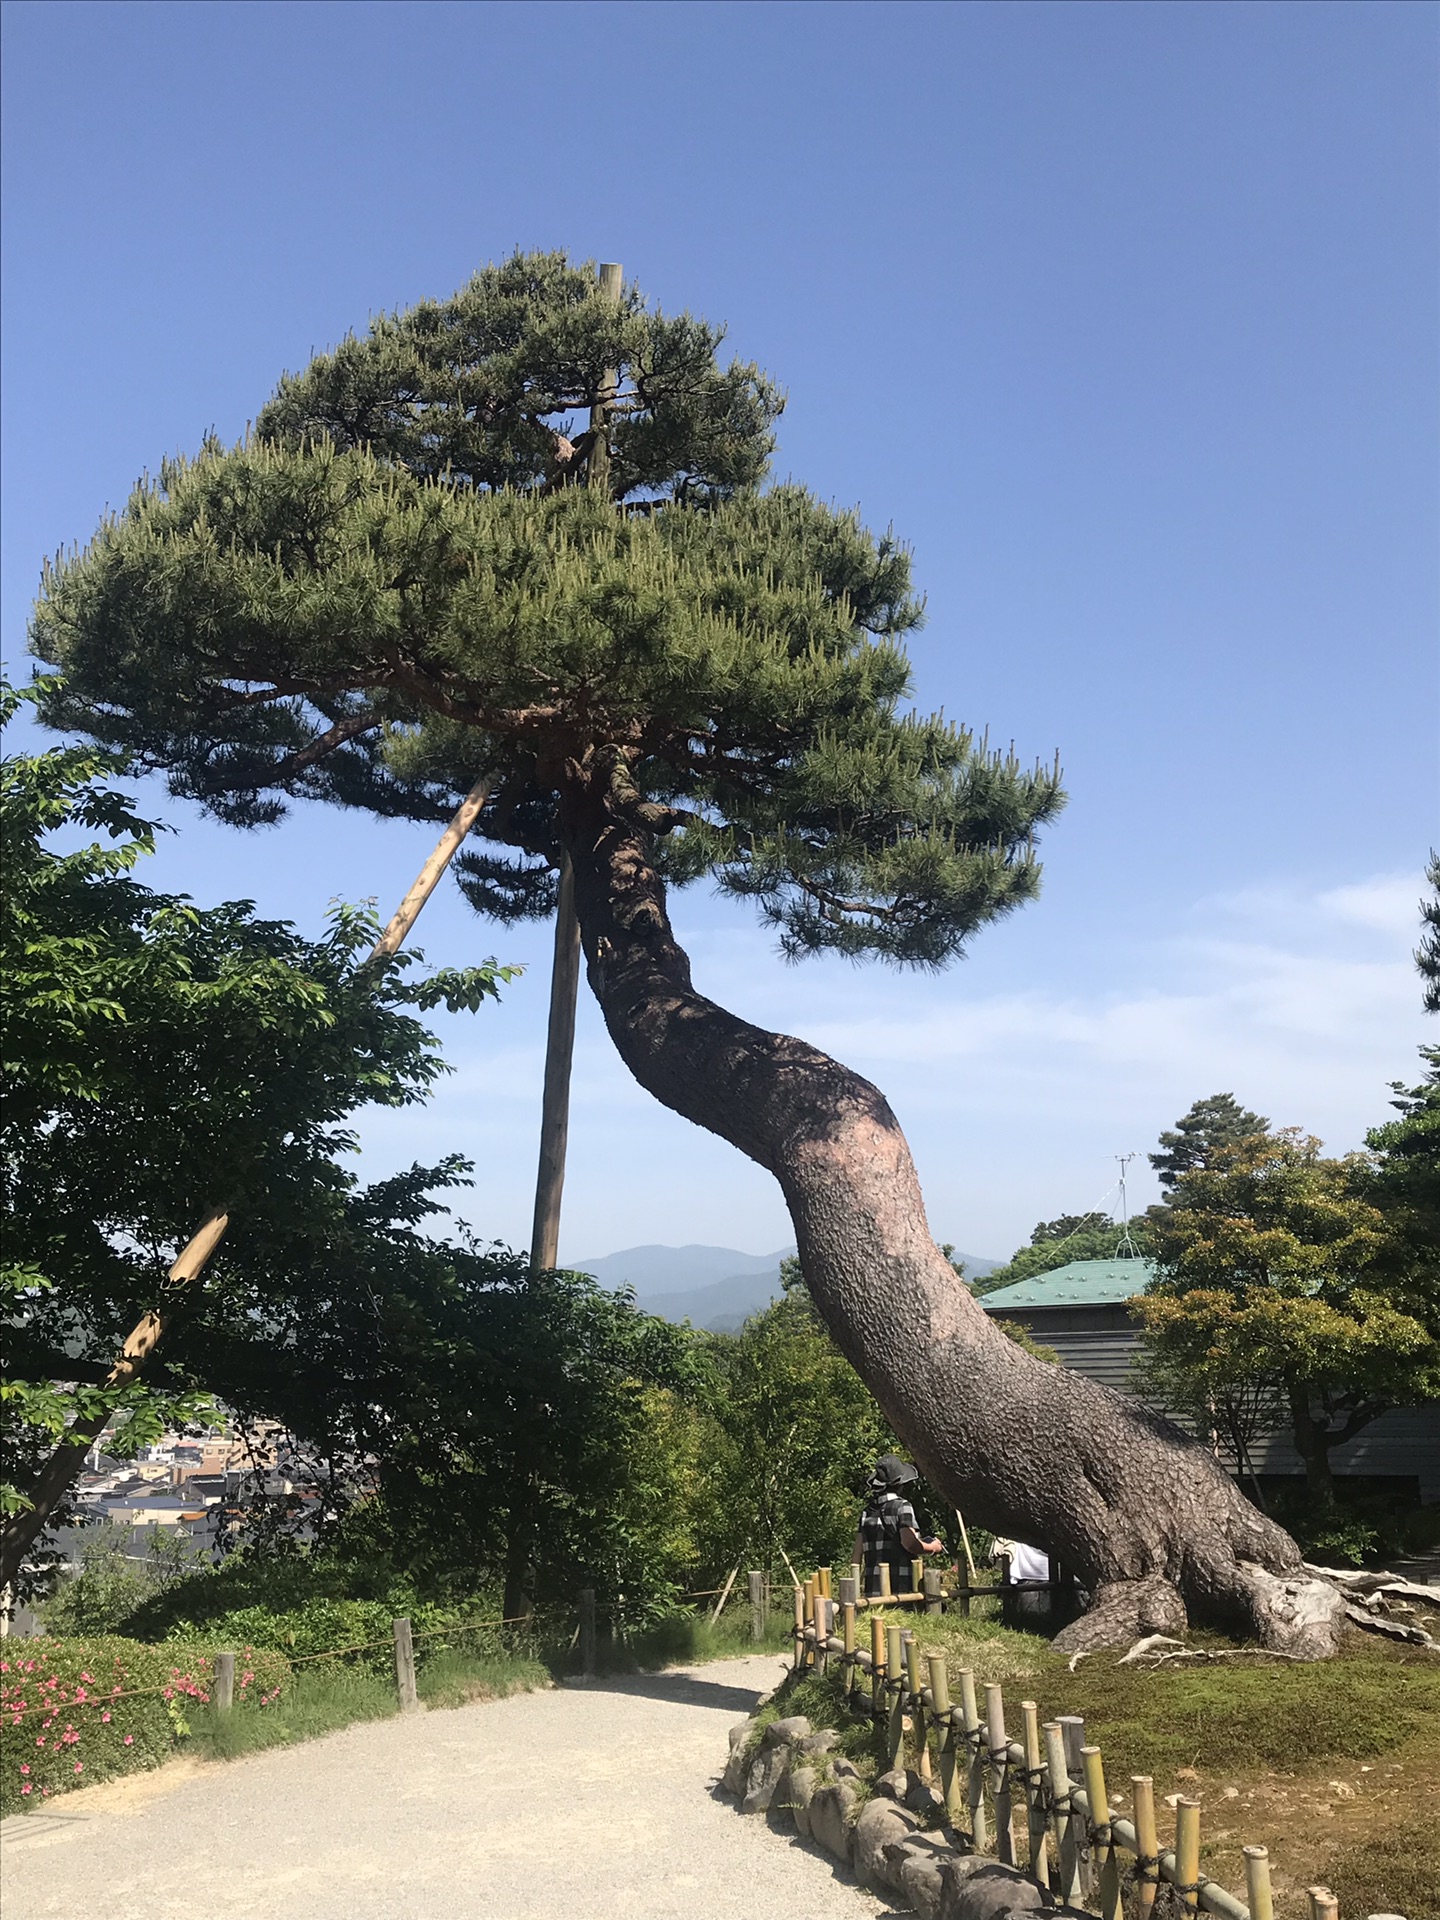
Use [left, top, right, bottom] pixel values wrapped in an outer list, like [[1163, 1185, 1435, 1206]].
[[709, 1561, 740, 1625], [366, 774, 494, 963], [529, 851, 581, 1271], [748, 1570, 766, 1642], [214, 1650, 235, 1714], [877, 1557, 893, 1601], [393, 1616, 419, 1714], [1132, 1776, 1160, 1920], [985, 1682, 1015, 1864], [817, 1565, 832, 1600], [870, 1612, 886, 1719], [1082, 1746, 1123, 1920], [1243, 1847, 1274, 1920], [840, 1584, 857, 1696], [959, 1667, 989, 1853], [1174, 1798, 1202, 1920], [923, 1567, 944, 1616], [792, 1583, 806, 1671], [579, 1587, 596, 1678], [904, 1633, 930, 1779], [910, 1556, 925, 1595], [1021, 1701, 1049, 1885]]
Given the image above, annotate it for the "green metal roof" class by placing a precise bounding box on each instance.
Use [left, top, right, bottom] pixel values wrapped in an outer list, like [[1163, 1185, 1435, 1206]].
[[978, 1257, 1154, 1311]]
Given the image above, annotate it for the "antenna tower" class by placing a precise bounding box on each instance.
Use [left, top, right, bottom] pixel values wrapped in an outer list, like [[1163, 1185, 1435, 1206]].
[[1115, 1153, 1139, 1258]]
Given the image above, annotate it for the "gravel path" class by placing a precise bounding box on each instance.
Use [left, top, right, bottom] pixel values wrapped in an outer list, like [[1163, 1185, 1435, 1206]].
[[0, 1654, 894, 1920]]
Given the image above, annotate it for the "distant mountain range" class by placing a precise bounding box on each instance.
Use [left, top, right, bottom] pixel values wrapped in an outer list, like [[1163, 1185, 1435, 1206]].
[[571, 1242, 1001, 1333]]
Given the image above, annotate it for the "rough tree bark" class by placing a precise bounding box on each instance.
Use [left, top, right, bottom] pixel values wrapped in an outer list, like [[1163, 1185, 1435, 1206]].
[[564, 765, 1346, 1657]]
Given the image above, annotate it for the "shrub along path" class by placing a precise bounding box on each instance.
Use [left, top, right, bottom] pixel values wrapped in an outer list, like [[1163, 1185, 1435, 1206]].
[[0, 1652, 890, 1920]]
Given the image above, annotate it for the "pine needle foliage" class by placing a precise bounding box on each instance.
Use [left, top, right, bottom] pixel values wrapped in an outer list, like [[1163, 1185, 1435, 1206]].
[[31, 252, 1064, 967]]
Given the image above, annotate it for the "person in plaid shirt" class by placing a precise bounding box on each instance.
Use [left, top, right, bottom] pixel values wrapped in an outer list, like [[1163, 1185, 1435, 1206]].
[[852, 1454, 943, 1597]]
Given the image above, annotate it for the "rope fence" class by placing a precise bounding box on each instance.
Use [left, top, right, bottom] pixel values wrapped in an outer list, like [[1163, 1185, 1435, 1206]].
[[790, 1561, 1361, 1920]]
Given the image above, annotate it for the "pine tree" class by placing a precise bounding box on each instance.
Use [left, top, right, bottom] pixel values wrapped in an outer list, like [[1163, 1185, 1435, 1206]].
[[1418, 852, 1440, 1015], [27, 253, 1345, 1655], [1150, 1092, 1270, 1192]]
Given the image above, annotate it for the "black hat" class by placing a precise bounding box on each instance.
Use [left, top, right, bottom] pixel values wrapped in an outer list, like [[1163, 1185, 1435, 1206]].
[[871, 1454, 918, 1488]]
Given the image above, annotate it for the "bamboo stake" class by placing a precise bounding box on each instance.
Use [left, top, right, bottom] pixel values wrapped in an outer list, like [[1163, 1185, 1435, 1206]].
[[985, 1682, 1015, 1863], [959, 1668, 989, 1853], [776, 1543, 802, 1591], [878, 1559, 893, 1601], [792, 1584, 805, 1671], [1243, 1847, 1274, 1920], [1044, 1720, 1083, 1906], [1132, 1776, 1159, 1920], [885, 1623, 906, 1769], [366, 773, 494, 962], [817, 1565, 831, 1600], [905, 1633, 930, 1779], [841, 1590, 857, 1697], [1021, 1700, 1049, 1885], [1082, 1746, 1123, 1920], [870, 1612, 886, 1720], [1306, 1892, 1339, 1920], [930, 1653, 962, 1825], [709, 1561, 740, 1625], [1174, 1799, 1202, 1920], [954, 1506, 979, 1584]]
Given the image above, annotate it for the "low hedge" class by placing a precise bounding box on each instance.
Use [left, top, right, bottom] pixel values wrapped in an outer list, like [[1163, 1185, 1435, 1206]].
[[1, 1636, 289, 1814]]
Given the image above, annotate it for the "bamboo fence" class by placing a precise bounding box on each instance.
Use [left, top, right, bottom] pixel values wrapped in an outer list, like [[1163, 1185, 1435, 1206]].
[[791, 1564, 1358, 1920]]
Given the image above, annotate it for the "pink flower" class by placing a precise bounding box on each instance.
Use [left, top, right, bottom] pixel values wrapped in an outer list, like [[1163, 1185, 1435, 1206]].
[[79, 1672, 92, 1683], [123, 1734, 134, 1746], [74, 1762, 83, 1773], [19, 1764, 29, 1775], [101, 1712, 111, 1724], [21, 1784, 32, 1797], [35, 1737, 45, 1748], [74, 1687, 87, 1702]]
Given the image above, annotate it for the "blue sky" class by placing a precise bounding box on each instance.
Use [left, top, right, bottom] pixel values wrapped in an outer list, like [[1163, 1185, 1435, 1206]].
[[3, 0, 1435, 1263]]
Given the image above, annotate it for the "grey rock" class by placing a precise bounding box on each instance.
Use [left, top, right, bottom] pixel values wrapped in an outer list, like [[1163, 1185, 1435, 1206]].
[[721, 1727, 756, 1796], [808, 1781, 858, 1864], [891, 1842, 949, 1920], [938, 1860, 1052, 1920], [772, 1761, 818, 1838], [741, 1741, 790, 1814], [797, 1728, 841, 1757], [760, 1715, 812, 1749], [905, 1777, 947, 1819], [728, 1720, 753, 1751], [875, 1768, 910, 1801], [852, 1796, 919, 1893], [831, 1757, 862, 1783]]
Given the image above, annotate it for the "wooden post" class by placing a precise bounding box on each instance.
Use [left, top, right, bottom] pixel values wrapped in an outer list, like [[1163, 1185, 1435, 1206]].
[[748, 1570, 766, 1642], [1174, 1798, 1202, 1920], [1132, 1776, 1159, 1920], [885, 1623, 906, 1769], [393, 1616, 419, 1713], [985, 1681, 1015, 1864], [709, 1561, 740, 1625], [1243, 1847, 1274, 1920], [214, 1650, 235, 1714], [1021, 1701, 1049, 1885], [529, 852, 582, 1271], [930, 1653, 962, 1825], [579, 1587, 596, 1678], [958, 1667, 989, 1852], [1044, 1719, 1083, 1905], [1082, 1746, 1123, 1920], [923, 1567, 944, 1616]]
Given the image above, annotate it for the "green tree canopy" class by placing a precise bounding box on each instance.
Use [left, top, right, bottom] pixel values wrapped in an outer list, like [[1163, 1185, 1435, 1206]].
[[1138, 1128, 1439, 1495], [1149, 1092, 1270, 1193], [0, 689, 510, 1568], [30, 255, 1063, 968]]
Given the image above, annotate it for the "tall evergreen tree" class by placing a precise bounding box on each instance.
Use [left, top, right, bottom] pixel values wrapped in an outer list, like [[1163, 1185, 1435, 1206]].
[[1418, 852, 1440, 1015], [1150, 1092, 1270, 1193], [27, 253, 1346, 1654]]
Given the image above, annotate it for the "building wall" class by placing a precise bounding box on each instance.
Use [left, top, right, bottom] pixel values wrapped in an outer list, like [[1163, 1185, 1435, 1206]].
[[990, 1304, 1440, 1502]]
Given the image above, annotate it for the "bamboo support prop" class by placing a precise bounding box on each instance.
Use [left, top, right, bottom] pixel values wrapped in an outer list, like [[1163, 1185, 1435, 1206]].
[[1082, 1746, 1123, 1920], [1175, 1798, 1202, 1920], [986, 1681, 1016, 1864], [1021, 1700, 1049, 1884], [885, 1623, 907, 1769], [959, 1667, 990, 1853], [1133, 1774, 1160, 1920]]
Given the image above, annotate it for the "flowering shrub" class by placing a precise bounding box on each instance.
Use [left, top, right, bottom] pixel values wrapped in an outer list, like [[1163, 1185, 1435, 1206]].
[[1, 1636, 289, 1813]]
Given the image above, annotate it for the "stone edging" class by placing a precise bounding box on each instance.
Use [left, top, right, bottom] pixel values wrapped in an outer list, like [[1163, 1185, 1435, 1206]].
[[720, 1712, 1068, 1919]]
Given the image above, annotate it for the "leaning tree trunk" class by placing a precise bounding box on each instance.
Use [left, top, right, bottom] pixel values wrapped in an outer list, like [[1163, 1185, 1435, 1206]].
[[563, 771, 1345, 1657]]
